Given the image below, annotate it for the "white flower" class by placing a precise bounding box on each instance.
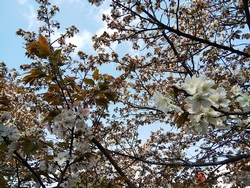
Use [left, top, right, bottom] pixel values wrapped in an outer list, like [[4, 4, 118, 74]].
[[56, 109, 76, 128], [230, 84, 241, 96], [153, 92, 183, 113], [237, 93, 250, 107], [54, 151, 69, 166], [75, 118, 88, 131], [210, 87, 230, 108], [196, 75, 215, 95], [62, 109, 75, 120], [237, 171, 250, 186], [233, 68, 246, 85], [153, 92, 171, 113], [62, 118, 74, 128], [73, 139, 89, 153], [8, 141, 19, 156], [39, 161, 47, 171], [77, 107, 89, 117], [215, 117, 230, 129], [202, 108, 221, 125], [181, 75, 200, 95], [0, 113, 11, 122], [182, 75, 215, 95], [185, 93, 212, 112], [191, 121, 208, 134], [1, 126, 20, 141]]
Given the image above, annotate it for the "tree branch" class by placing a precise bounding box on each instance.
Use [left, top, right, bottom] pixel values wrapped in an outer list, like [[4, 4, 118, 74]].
[[91, 138, 137, 188], [13, 151, 46, 188], [132, 3, 250, 58], [3, 137, 46, 188], [109, 150, 250, 167], [242, 0, 250, 31]]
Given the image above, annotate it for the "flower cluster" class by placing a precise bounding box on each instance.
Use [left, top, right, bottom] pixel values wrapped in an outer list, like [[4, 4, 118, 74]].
[[50, 107, 91, 139], [153, 75, 250, 134], [0, 113, 20, 143]]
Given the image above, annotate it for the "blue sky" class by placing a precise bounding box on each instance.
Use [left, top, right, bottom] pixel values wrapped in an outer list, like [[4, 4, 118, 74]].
[[0, 0, 117, 70], [0, 0, 193, 150], [0, 0, 167, 142]]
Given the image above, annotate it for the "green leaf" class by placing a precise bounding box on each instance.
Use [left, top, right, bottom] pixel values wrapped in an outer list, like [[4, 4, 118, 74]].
[[22, 140, 38, 154], [52, 49, 62, 58], [99, 82, 109, 90], [83, 78, 95, 85], [0, 143, 8, 150], [96, 98, 108, 108]]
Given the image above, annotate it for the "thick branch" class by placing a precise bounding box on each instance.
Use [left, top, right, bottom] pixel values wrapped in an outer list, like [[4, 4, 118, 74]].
[[3, 137, 46, 188], [13, 151, 46, 188], [91, 138, 137, 188], [162, 30, 193, 76], [242, 0, 250, 31], [110, 150, 250, 167]]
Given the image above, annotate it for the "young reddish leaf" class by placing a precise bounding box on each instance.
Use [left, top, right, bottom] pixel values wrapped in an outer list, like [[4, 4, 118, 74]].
[[49, 84, 61, 91], [81, 90, 88, 98], [104, 92, 116, 102], [22, 70, 47, 85], [113, 176, 129, 182], [72, 93, 83, 100], [26, 34, 50, 58], [43, 92, 58, 102], [41, 110, 60, 124], [50, 100, 62, 105], [0, 143, 7, 150], [0, 95, 11, 108], [175, 112, 189, 128], [38, 34, 50, 57], [44, 155, 54, 161]]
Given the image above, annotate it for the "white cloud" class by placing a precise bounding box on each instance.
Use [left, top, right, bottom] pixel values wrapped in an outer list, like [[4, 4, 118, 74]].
[[51, 29, 94, 55], [66, 29, 93, 52], [52, 0, 84, 5], [22, 4, 41, 31], [17, 0, 27, 4], [93, 1, 112, 23], [94, 5, 118, 52]]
